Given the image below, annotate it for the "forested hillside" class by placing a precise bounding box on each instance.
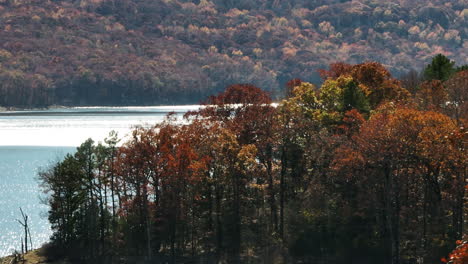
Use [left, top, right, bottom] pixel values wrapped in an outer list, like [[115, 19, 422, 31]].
[[0, 0, 466, 107], [38, 58, 467, 263]]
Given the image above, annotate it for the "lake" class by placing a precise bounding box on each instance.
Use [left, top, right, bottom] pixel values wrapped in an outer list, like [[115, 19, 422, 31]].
[[0, 106, 199, 256]]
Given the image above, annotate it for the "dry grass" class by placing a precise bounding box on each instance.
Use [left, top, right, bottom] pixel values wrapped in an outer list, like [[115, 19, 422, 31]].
[[0, 248, 70, 264]]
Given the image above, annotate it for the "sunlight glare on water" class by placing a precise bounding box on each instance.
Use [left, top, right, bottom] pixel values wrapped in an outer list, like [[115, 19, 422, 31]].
[[0, 106, 198, 256], [0, 146, 74, 257], [0, 106, 199, 146]]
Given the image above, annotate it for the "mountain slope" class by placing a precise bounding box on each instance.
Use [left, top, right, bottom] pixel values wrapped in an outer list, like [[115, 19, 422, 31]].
[[0, 0, 466, 107]]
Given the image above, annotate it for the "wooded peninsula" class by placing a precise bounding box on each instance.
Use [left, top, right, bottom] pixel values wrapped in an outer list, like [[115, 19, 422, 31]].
[[31, 56, 468, 263]]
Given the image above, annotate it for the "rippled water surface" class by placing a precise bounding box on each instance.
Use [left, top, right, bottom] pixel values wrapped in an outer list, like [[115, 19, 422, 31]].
[[0, 106, 197, 256], [0, 146, 74, 256]]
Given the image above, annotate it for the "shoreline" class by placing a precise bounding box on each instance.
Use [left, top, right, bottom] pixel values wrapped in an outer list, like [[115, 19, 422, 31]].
[[0, 247, 66, 264], [0, 101, 282, 113], [0, 250, 71, 264], [0, 103, 205, 112]]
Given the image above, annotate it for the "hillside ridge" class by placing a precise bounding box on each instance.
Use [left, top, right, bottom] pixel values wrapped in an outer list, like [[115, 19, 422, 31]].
[[0, 0, 466, 107]]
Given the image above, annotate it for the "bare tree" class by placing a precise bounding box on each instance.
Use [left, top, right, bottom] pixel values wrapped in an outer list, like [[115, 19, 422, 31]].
[[16, 207, 32, 254]]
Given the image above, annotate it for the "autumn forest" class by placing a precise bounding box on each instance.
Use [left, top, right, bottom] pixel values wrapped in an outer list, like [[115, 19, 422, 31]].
[[1, 0, 467, 263], [0, 0, 467, 107], [38, 57, 468, 263]]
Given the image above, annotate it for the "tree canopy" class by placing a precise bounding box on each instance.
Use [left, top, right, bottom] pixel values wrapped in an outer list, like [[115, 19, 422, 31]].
[[0, 0, 466, 107], [39, 60, 467, 263]]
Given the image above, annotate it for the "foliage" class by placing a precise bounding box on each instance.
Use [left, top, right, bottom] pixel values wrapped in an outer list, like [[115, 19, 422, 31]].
[[38, 61, 467, 263], [442, 236, 468, 264], [424, 54, 456, 81], [0, 0, 467, 107]]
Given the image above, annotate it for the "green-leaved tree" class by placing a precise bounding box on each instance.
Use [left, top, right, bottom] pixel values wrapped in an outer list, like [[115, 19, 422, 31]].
[[424, 54, 455, 81]]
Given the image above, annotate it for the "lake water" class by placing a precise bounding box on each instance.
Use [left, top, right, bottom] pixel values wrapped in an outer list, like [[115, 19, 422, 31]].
[[0, 106, 198, 256]]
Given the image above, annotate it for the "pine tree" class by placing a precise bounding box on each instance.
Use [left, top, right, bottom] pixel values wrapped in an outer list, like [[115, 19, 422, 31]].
[[424, 54, 455, 81]]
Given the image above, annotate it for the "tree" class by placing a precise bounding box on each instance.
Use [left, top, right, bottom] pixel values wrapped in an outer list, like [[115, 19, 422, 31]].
[[39, 154, 87, 254], [332, 105, 465, 263], [444, 70, 468, 123], [320, 76, 370, 114], [103, 130, 120, 253], [415, 80, 448, 111], [442, 236, 468, 264], [35, 62, 466, 263], [74, 139, 101, 257], [400, 68, 422, 95], [318, 62, 353, 80], [319, 62, 410, 109], [16, 208, 32, 254], [350, 62, 410, 108], [424, 54, 455, 81], [456, 65, 468, 72], [116, 126, 158, 258], [192, 83, 279, 262]]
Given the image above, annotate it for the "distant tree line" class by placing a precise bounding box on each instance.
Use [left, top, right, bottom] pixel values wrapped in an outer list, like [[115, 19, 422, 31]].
[[39, 56, 467, 263]]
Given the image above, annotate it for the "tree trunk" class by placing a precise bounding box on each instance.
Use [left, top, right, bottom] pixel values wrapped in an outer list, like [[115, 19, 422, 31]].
[[232, 173, 241, 264], [215, 184, 223, 262], [266, 144, 278, 233], [280, 144, 286, 240]]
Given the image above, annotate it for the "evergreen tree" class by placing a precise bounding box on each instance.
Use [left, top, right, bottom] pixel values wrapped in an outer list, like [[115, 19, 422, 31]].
[[424, 54, 455, 81], [343, 79, 370, 114], [456, 65, 468, 72], [39, 154, 86, 249]]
